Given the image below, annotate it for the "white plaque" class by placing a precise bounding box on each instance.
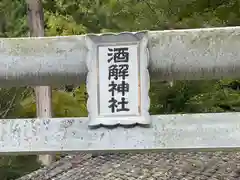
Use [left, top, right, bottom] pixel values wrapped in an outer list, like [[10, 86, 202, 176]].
[[86, 32, 150, 126]]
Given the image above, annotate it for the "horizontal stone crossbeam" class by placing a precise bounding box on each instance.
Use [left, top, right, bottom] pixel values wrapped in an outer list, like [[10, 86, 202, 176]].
[[0, 26, 239, 87], [1, 26, 240, 153], [0, 113, 239, 154]]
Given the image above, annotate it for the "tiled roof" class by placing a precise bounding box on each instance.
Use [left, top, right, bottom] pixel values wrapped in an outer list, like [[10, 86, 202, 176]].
[[18, 152, 240, 180]]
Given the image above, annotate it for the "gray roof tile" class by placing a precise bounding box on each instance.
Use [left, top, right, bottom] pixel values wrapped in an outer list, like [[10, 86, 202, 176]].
[[18, 152, 240, 180]]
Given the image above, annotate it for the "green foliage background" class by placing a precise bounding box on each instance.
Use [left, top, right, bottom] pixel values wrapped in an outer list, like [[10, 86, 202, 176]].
[[0, 0, 240, 179]]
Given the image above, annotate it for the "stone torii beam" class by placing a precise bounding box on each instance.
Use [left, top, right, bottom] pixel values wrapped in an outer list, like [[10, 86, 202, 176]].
[[0, 26, 239, 87], [0, 26, 240, 154]]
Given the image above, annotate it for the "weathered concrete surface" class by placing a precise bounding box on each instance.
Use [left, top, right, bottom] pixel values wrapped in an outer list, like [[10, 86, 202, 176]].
[[148, 26, 240, 80], [18, 152, 240, 180], [1, 113, 240, 154], [0, 36, 88, 87], [0, 27, 240, 87]]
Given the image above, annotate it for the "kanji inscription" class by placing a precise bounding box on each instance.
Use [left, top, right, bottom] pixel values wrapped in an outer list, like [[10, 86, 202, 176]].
[[98, 45, 139, 116], [86, 33, 150, 126]]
